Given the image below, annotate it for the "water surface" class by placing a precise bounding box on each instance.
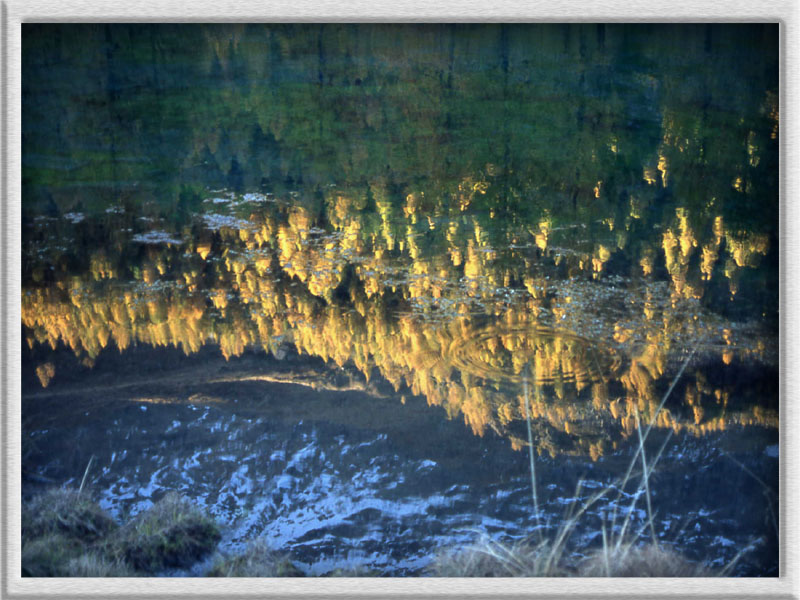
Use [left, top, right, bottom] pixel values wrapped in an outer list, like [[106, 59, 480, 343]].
[[21, 23, 779, 576]]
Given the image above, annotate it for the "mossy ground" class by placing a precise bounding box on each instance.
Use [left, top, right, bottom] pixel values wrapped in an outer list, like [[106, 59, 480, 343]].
[[426, 536, 713, 577], [103, 492, 221, 573], [21, 488, 124, 577], [205, 538, 303, 577], [22, 488, 116, 542], [23, 488, 714, 578], [22, 489, 220, 577], [22, 534, 86, 577]]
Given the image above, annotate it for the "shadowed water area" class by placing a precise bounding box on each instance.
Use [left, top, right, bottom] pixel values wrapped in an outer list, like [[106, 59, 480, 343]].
[[21, 24, 779, 576]]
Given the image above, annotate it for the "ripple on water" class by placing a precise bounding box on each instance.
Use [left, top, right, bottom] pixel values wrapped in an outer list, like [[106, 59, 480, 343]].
[[446, 324, 623, 386]]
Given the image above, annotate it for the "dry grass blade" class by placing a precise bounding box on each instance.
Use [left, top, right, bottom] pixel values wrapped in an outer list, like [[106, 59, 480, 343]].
[[720, 450, 776, 496], [609, 347, 694, 535], [634, 408, 657, 546], [522, 366, 541, 538], [581, 543, 712, 577], [720, 450, 778, 536], [78, 455, 95, 495], [542, 481, 614, 575], [427, 535, 560, 577], [601, 525, 610, 577]]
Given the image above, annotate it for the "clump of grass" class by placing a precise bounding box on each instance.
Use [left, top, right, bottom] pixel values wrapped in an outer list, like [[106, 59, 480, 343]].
[[106, 492, 221, 573], [21, 533, 85, 577], [22, 488, 225, 577], [427, 536, 568, 577], [64, 554, 137, 577], [428, 537, 711, 577], [23, 534, 135, 577], [22, 488, 123, 577], [579, 543, 710, 577], [206, 538, 303, 577], [22, 488, 117, 542], [322, 565, 382, 577]]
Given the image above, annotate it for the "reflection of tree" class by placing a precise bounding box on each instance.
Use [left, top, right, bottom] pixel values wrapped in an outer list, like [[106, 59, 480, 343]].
[[23, 24, 778, 312], [23, 25, 777, 234], [22, 192, 778, 458], [22, 23, 778, 457]]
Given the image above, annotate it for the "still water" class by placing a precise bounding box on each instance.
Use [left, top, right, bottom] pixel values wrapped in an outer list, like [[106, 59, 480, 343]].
[[21, 24, 779, 576]]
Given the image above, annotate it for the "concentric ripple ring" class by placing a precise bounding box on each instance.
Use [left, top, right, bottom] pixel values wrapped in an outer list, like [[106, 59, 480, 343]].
[[446, 324, 622, 386]]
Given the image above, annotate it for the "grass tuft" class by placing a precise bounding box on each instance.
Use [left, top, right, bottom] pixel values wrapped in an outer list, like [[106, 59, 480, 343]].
[[105, 492, 221, 573], [428, 537, 711, 577], [427, 536, 567, 577], [22, 488, 117, 542], [580, 543, 711, 577], [23, 534, 136, 577], [21, 534, 85, 577], [64, 553, 137, 577], [206, 538, 303, 577]]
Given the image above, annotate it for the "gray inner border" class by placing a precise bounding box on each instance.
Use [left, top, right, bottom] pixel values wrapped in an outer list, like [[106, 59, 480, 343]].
[[3, 1, 798, 598]]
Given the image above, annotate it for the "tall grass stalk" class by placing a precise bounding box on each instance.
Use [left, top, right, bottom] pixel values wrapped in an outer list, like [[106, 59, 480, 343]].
[[718, 542, 757, 577], [522, 365, 541, 538], [609, 348, 695, 536], [430, 346, 763, 577], [540, 480, 617, 575], [78, 455, 95, 495], [601, 525, 610, 576], [613, 425, 673, 554], [524, 346, 695, 572], [721, 451, 778, 536], [634, 408, 657, 546]]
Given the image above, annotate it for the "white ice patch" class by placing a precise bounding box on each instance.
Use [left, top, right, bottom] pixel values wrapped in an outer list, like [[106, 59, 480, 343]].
[[220, 464, 253, 497], [480, 516, 510, 529], [202, 213, 252, 231], [137, 466, 167, 498], [132, 230, 183, 245], [285, 442, 318, 472], [578, 479, 606, 489], [712, 535, 735, 547], [242, 192, 273, 203], [64, 212, 85, 223]]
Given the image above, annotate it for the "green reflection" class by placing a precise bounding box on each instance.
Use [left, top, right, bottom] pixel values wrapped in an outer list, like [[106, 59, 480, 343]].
[[22, 23, 779, 458]]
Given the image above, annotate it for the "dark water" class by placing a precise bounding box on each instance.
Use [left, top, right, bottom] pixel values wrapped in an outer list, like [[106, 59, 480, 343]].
[[21, 24, 779, 576]]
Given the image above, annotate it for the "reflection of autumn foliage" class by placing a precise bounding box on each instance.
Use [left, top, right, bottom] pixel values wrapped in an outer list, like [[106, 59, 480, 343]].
[[35, 362, 56, 388], [20, 24, 778, 462], [22, 191, 777, 459]]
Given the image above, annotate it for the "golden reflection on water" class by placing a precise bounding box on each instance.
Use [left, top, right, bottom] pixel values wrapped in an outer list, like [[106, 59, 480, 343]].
[[21, 24, 779, 460], [22, 190, 778, 459]]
